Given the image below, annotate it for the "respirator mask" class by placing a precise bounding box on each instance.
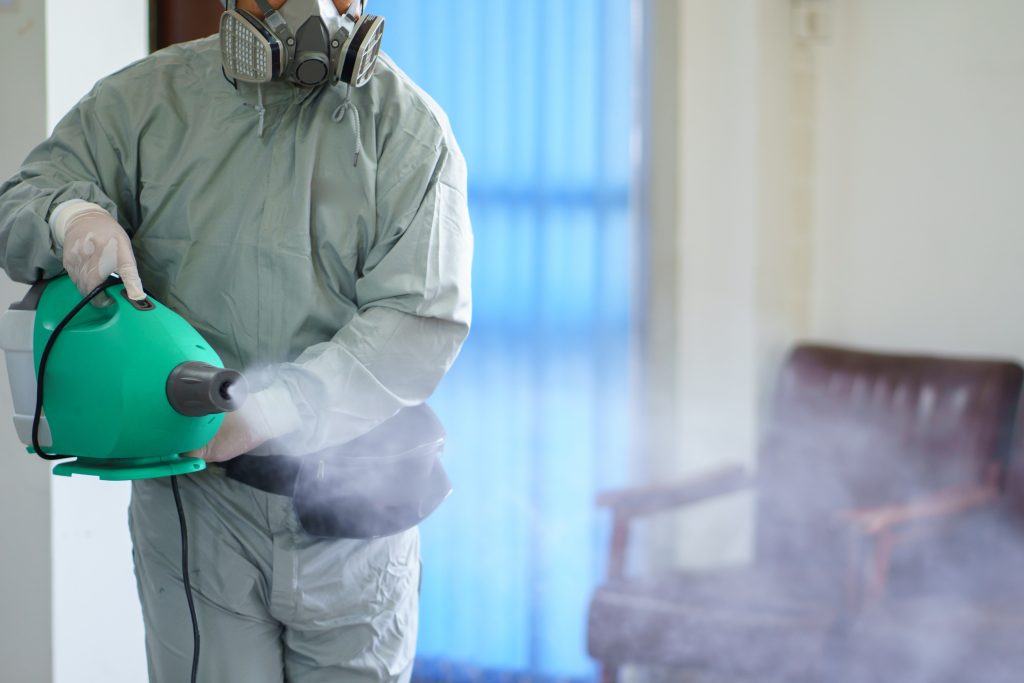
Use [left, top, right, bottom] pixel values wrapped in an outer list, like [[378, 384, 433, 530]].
[[220, 0, 385, 88]]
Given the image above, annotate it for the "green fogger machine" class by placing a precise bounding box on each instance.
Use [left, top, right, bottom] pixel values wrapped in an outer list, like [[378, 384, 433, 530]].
[[0, 275, 247, 480]]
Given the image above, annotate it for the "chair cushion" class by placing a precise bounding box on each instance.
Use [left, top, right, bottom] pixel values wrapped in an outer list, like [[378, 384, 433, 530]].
[[587, 567, 841, 676], [843, 598, 1024, 683]]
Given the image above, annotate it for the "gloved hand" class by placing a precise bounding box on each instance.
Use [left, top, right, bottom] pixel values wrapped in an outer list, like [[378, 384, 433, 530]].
[[52, 201, 145, 302], [187, 409, 268, 463], [186, 387, 303, 463]]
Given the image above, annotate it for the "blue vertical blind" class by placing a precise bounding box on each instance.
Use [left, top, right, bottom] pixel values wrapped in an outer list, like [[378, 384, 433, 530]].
[[371, 2, 634, 679]]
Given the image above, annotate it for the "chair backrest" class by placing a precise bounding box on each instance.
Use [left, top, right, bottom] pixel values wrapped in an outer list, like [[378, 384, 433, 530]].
[[1003, 408, 1024, 520], [754, 344, 1023, 585]]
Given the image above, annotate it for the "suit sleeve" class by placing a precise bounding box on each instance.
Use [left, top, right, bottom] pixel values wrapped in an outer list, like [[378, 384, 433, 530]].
[[253, 129, 474, 454], [0, 82, 137, 283]]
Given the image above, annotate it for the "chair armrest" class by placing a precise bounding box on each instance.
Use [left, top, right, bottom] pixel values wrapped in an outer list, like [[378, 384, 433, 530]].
[[596, 464, 753, 520], [841, 482, 1000, 536], [596, 464, 753, 581], [840, 480, 1001, 607]]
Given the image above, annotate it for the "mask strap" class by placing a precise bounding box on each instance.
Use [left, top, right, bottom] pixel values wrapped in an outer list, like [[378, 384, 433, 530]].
[[221, 66, 238, 90], [339, 0, 366, 31], [254, 0, 294, 44]]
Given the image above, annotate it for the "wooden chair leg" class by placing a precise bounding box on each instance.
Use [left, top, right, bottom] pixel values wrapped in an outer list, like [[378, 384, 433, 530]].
[[600, 663, 619, 683]]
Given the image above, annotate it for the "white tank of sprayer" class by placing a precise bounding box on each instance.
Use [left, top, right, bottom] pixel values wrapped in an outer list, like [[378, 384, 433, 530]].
[[0, 283, 53, 447]]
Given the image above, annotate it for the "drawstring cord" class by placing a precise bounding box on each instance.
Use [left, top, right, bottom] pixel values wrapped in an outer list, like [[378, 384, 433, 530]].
[[251, 83, 360, 158], [255, 83, 267, 138], [332, 85, 363, 167]]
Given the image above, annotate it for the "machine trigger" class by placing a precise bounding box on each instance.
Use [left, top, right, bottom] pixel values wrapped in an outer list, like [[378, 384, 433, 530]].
[[121, 289, 155, 311]]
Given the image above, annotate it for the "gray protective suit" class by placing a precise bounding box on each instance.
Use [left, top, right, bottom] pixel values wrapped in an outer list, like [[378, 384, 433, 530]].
[[0, 33, 472, 681]]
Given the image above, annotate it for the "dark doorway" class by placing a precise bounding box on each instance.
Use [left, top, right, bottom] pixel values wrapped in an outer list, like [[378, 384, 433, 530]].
[[150, 0, 222, 52]]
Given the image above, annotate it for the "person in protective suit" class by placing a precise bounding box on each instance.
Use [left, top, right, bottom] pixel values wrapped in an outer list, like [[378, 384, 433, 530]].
[[0, 0, 472, 680]]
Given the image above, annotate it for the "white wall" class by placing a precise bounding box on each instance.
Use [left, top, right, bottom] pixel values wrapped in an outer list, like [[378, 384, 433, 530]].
[[46, 3, 151, 681], [0, 4, 53, 681], [653, 0, 803, 569], [656, 0, 1024, 571], [667, 0, 766, 568], [675, 0, 761, 478], [0, 2, 149, 682], [46, 0, 149, 131], [811, 0, 1024, 359]]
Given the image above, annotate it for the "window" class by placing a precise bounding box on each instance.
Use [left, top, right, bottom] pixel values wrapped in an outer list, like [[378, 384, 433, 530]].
[[372, 2, 636, 678]]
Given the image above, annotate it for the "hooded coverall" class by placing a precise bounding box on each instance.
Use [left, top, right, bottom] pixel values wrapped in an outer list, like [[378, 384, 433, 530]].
[[0, 34, 472, 682]]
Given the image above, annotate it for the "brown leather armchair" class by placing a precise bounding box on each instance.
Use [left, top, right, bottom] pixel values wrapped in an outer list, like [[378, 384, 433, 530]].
[[587, 344, 1023, 682]]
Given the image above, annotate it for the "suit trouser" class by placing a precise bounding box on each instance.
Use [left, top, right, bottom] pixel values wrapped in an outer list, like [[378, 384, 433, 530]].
[[129, 465, 419, 683]]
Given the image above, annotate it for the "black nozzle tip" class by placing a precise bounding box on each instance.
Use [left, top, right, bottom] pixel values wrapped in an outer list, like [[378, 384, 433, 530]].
[[167, 362, 249, 417]]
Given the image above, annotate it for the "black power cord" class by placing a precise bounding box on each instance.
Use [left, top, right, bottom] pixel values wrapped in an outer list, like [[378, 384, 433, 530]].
[[171, 476, 201, 683], [31, 276, 121, 461]]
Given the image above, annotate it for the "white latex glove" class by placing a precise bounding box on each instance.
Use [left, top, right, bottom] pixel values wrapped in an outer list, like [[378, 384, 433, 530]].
[[51, 200, 145, 301], [186, 387, 302, 463]]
